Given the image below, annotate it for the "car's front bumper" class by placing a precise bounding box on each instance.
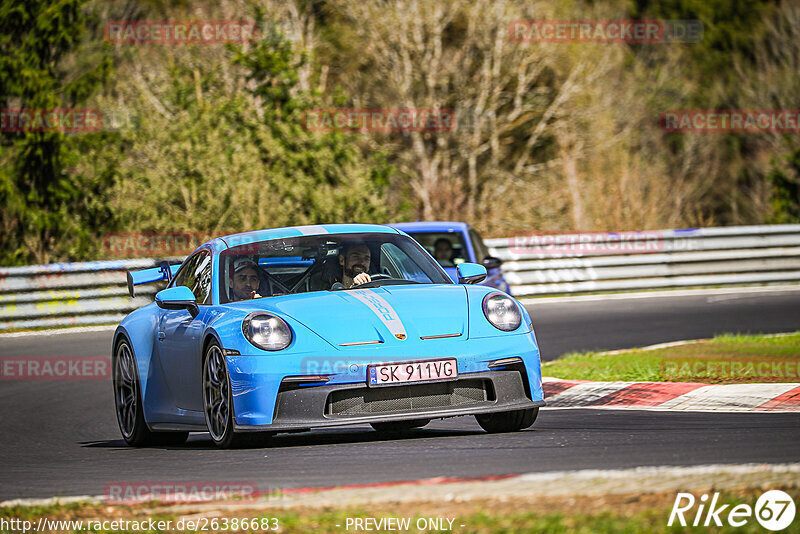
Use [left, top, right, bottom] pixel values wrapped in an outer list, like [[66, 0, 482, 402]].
[[227, 329, 544, 427], [234, 369, 543, 432]]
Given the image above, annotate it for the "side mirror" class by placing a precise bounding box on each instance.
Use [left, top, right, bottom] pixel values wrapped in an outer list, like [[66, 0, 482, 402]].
[[457, 263, 487, 285], [482, 256, 503, 270], [155, 286, 199, 318]]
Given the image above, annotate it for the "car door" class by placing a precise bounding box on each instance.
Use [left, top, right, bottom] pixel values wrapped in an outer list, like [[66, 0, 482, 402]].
[[157, 249, 213, 412]]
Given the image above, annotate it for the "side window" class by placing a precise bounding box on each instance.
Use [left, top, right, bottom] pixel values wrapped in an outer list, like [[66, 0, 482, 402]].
[[171, 254, 200, 289], [172, 251, 213, 304], [469, 229, 489, 263]]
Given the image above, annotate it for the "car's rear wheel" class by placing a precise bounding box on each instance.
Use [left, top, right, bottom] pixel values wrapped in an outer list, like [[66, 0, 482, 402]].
[[203, 341, 269, 448], [475, 407, 538, 433], [370, 419, 430, 432], [114, 340, 187, 446]]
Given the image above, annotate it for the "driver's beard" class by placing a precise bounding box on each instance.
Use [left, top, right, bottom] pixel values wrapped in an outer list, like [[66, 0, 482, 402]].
[[344, 264, 366, 279], [235, 287, 254, 300]]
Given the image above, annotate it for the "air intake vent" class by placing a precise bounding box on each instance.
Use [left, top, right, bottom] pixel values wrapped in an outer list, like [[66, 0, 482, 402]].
[[326, 379, 494, 416]]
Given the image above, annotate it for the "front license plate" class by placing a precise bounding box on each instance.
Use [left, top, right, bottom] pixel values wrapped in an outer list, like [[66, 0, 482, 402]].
[[367, 358, 458, 387]]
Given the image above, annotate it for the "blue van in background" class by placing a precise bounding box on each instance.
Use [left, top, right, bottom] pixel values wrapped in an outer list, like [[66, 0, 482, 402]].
[[390, 221, 512, 295]]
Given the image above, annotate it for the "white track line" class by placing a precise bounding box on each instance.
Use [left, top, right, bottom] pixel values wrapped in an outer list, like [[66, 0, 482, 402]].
[[0, 325, 116, 339], [521, 284, 800, 305]]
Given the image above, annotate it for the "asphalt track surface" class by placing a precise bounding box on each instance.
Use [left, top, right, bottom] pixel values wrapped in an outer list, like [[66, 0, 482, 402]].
[[1, 287, 799, 501]]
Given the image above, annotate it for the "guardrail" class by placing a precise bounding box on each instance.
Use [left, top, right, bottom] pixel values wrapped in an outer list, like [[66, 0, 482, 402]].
[[485, 224, 800, 297], [0, 225, 798, 330], [0, 259, 161, 330]]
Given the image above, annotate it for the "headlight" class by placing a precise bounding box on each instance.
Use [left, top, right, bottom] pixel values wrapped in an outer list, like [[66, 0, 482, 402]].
[[482, 292, 522, 331], [242, 312, 293, 351]]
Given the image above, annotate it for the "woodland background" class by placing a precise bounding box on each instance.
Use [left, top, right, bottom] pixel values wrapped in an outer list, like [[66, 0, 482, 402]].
[[1, 0, 799, 265]]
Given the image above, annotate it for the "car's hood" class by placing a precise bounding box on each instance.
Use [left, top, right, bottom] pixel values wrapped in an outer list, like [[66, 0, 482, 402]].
[[265, 285, 468, 346]]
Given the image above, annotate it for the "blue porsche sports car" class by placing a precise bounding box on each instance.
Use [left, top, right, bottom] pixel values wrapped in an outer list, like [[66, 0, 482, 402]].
[[114, 224, 544, 448]]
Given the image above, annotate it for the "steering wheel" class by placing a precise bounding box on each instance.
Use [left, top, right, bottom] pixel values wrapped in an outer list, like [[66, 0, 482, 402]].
[[368, 273, 393, 281]]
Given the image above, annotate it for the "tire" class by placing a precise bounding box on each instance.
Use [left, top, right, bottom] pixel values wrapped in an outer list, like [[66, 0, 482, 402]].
[[370, 419, 430, 432], [475, 407, 538, 433], [202, 341, 269, 448], [114, 339, 188, 447]]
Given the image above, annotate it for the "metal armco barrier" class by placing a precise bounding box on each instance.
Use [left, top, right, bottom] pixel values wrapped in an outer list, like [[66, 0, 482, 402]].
[[0, 225, 798, 330], [485, 224, 800, 297], [0, 259, 160, 330]]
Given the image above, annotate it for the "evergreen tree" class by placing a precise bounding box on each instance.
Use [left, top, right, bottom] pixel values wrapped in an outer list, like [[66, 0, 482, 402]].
[[0, 0, 111, 264]]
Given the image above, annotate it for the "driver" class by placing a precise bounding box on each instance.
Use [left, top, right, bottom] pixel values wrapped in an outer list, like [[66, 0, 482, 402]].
[[229, 259, 263, 301], [337, 242, 372, 288], [433, 238, 455, 267]]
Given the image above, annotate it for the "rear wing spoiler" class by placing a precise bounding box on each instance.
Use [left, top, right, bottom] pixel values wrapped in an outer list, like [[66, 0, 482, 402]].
[[126, 261, 181, 298]]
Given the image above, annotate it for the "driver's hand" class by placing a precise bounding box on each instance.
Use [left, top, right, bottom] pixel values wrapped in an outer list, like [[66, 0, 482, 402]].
[[250, 291, 262, 299], [353, 273, 371, 286]]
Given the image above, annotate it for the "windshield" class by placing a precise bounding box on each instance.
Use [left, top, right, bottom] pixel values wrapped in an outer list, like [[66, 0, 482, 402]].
[[405, 232, 469, 268], [219, 232, 452, 302]]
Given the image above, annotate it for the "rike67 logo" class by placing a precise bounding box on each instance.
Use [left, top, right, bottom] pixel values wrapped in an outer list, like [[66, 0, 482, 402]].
[[669, 490, 796, 531]]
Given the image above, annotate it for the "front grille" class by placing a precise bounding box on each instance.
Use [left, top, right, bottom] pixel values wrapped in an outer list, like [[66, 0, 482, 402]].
[[325, 379, 494, 417]]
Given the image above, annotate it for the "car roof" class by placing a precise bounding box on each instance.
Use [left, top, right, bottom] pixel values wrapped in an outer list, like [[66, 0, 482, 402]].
[[209, 224, 401, 253], [390, 221, 471, 233]]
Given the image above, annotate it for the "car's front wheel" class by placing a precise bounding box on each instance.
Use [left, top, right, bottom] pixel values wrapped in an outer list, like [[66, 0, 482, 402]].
[[202, 341, 269, 448], [203, 341, 238, 448], [114, 339, 187, 446], [475, 407, 538, 433]]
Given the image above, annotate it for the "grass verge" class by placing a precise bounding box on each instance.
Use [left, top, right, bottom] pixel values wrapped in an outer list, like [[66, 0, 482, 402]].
[[542, 332, 800, 383], [1, 487, 797, 533]]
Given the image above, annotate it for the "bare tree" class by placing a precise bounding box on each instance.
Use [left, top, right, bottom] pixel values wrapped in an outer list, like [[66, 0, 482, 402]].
[[326, 0, 699, 233], [329, 0, 607, 228]]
